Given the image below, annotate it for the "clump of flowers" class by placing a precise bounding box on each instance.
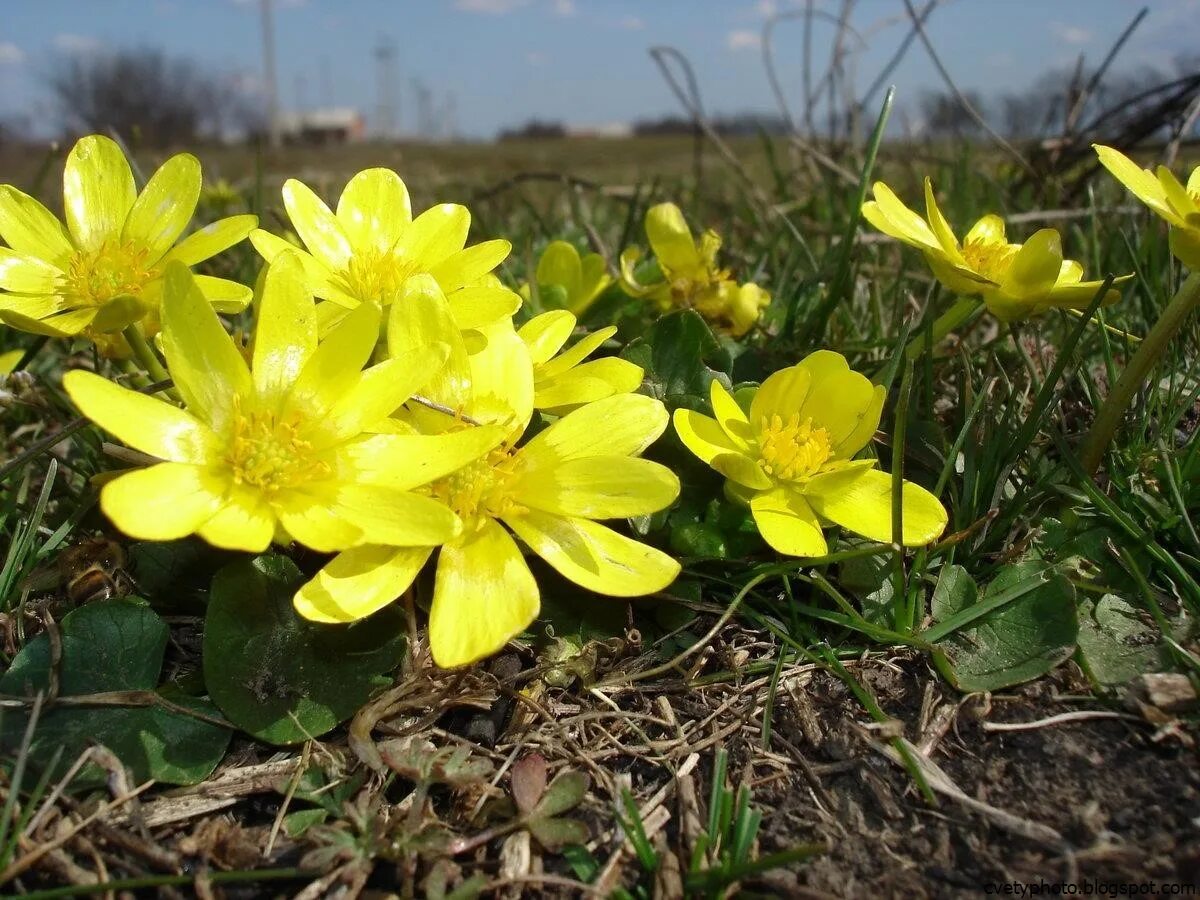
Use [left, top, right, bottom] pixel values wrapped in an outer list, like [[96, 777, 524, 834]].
[[1094, 145, 1200, 269], [620, 202, 769, 337], [863, 179, 1124, 322], [673, 351, 947, 556], [520, 240, 612, 315], [0, 135, 256, 354]]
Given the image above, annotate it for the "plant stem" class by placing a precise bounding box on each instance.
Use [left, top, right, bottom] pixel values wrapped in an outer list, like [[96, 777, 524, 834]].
[[121, 324, 171, 387], [1080, 270, 1200, 475], [904, 296, 982, 363]]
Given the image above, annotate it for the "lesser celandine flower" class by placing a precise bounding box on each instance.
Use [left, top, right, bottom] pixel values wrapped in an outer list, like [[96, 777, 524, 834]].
[[620, 203, 770, 337], [0, 135, 256, 350], [1094, 145, 1200, 269], [63, 254, 505, 553], [673, 351, 947, 557], [862, 179, 1123, 321], [518, 310, 643, 412], [250, 168, 518, 332], [295, 276, 681, 669], [520, 240, 612, 315]]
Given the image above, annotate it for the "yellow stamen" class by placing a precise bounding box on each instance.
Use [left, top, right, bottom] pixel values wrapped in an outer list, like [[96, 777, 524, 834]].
[[60, 240, 155, 308], [224, 397, 330, 495], [961, 239, 1018, 281], [429, 445, 525, 530], [757, 413, 832, 481], [338, 248, 421, 306]]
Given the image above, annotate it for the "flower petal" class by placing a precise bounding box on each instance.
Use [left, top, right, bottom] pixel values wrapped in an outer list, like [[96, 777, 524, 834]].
[[804, 468, 947, 546], [165, 214, 258, 266], [1094, 144, 1176, 223], [466, 320, 534, 430], [710, 379, 754, 446], [673, 407, 746, 463], [100, 463, 227, 541], [1000, 229, 1062, 299], [194, 275, 253, 313], [340, 426, 507, 490], [295, 545, 431, 624], [537, 241, 583, 297], [253, 251, 317, 398], [519, 393, 668, 468], [285, 301, 379, 420], [515, 456, 679, 518], [429, 519, 539, 668], [645, 203, 700, 273], [749, 486, 828, 557], [282, 178, 353, 270], [0, 186, 73, 263], [196, 486, 275, 552], [749, 364, 812, 428], [332, 483, 461, 546], [426, 239, 511, 293], [386, 274, 472, 410], [160, 262, 253, 429], [923, 177, 962, 257], [62, 135, 136, 251], [506, 509, 680, 596], [0, 248, 62, 294], [539, 325, 615, 379], [964, 214, 1006, 245], [321, 345, 449, 441], [445, 284, 522, 331], [63, 369, 218, 463], [276, 488, 363, 552], [864, 182, 939, 250], [394, 203, 470, 271], [519, 310, 575, 366], [122, 153, 201, 262], [336, 168, 412, 253]]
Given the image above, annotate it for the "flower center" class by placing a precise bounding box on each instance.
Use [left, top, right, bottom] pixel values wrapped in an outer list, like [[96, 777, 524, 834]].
[[961, 239, 1018, 282], [224, 398, 330, 495], [339, 248, 421, 306], [60, 241, 155, 308], [757, 413, 832, 481], [429, 446, 524, 529]]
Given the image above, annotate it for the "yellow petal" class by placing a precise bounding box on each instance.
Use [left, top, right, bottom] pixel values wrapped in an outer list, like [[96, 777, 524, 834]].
[[100, 463, 226, 541], [321, 345, 449, 441], [194, 275, 253, 313], [340, 426, 506, 490], [63, 370, 218, 463], [710, 379, 754, 446], [394, 203, 470, 270], [429, 519, 539, 668], [196, 486, 275, 552], [519, 310, 575, 366], [749, 486, 828, 557], [386, 274, 471, 410], [532, 371, 621, 411], [446, 284, 522, 331], [749, 364, 812, 428], [1, 306, 95, 336], [285, 301, 379, 420], [964, 214, 1006, 245], [568, 357, 643, 393], [426, 239, 511, 293], [645, 203, 700, 274], [1000, 229, 1062, 299], [618, 246, 655, 297], [865, 182, 939, 250], [0, 248, 62, 294], [1094, 144, 1176, 223], [282, 178, 353, 269], [923, 177, 961, 256], [253, 251, 317, 398], [1170, 226, 1200, 270], [673, 407, 744, 463], [165, 214, 258, 266], [804, 468, 947, 546], [506, 509, 680, 597], [0, 186, 73, 263], [519, 393, 667, 468], [276, 488, 363, 552], [832, 384, 884, 459], [336, 168, 412, 253], [295, 545, 431, 624], [62, 135, 136, 251], [538, 325, 615, 379], [515, 456, 679, 518], [122, 153, 201, 262], [536, 241, 583, 297], [249, 227, 352, 306], [160, 262, 253, 429], [1038, 279, 1124, 313], [795, 360, 881, 454], [1157, 165, 1197, 220], [466, 320, 534, 429], [0, 348, 22, 375], [331, 483, 461, 547]]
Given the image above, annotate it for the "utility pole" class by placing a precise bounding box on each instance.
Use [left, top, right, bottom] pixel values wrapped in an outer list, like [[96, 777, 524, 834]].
[[374, 39, 399, 141], [260, 0, 281, 147]]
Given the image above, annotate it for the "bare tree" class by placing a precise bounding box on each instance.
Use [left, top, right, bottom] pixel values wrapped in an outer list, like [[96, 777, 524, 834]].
[[918, 89, 987, 137]]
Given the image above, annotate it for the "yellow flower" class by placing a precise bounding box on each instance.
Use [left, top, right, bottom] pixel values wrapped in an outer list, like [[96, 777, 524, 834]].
[[1094, 144, 1200, 269], [620, 202, 769, 337], [0, 135, 256, 347], [250, 168, 518, 330], [862, 178, 1123, 321], [63, 255, 505, 554], [518, 310, 643, 413], [295, 277, 681, 669], [673, 351, 947, 556], [0, 345, 20, 375], [520, 240, 612, 315]]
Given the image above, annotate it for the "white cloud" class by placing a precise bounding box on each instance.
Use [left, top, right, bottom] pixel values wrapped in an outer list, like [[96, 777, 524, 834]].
[[755, 0, 778, 18], [727, 29, 760, 51], [618, 15, 644, 30], [52, 33, 102, 54], [1051, 22, 1092, 46], [454, 0, 529, 13], [0, 42, 25, 65], [551, 0, 575, 16]]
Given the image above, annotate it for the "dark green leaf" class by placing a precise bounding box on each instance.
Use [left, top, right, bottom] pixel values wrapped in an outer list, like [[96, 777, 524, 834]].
[[533, 769, 589, 819], [620, 309, 731, 407], [527, 816, 590, 851], [1077, 595, 1162, 686]]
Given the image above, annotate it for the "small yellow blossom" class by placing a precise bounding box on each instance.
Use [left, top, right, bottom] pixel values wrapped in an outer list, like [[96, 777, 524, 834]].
[[0, 135, 256, 350], [250, 168, 518, 332], [520, 240, 612, 314], [862, 178, 1124, 321], [1094, 145, 1200, 269], [518, 310, 643, 413], [63, 255, 504, 554], [295, 277, 681, 668], [620, 203, 769, 337], [673, 351, 947, 557]]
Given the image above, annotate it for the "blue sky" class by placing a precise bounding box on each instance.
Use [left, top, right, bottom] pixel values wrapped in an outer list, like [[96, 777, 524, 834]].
[[0, 0, 1195, 138]]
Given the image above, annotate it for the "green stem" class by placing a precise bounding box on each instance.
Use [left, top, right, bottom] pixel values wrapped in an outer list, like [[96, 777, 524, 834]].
[[121, 324, 177, 400], [904, 296, 983, 363], [1080, 270, 1200, 475]]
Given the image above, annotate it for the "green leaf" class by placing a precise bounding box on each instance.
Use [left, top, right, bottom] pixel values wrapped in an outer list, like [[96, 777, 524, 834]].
[[533, 769, 589, 819], [0, 599, 230, 788], [283, 807, 329, 838], [527, 816, 590, 852], [932, 562, 1078, 692], [203, 554, 406, 745], [1077, 594, 1162, 686], [620, 309, 731, 407], [930, 564, 979, 620]]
